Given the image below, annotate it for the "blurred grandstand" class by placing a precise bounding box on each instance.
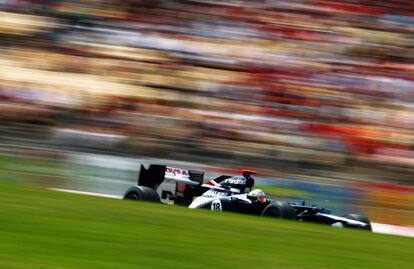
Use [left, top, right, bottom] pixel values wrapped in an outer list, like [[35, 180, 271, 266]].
[[0, 1, 413, 224]]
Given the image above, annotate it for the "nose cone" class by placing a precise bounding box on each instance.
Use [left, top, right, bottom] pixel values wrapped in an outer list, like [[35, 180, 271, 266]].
[[189, 196, 213, 209]]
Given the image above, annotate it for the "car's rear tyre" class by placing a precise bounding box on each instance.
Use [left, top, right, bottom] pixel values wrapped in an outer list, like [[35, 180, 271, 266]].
[[343, 213, 372, 231], [261, 201, 297, 219], [123, 186, 160, 202]]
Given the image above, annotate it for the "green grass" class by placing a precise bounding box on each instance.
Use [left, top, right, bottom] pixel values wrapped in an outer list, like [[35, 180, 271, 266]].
[[0, 183, 413, 269], [255, 184, 311, 198]]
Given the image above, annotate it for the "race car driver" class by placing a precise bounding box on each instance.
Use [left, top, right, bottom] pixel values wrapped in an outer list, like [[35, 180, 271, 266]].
[[248, 189, 267, 203]]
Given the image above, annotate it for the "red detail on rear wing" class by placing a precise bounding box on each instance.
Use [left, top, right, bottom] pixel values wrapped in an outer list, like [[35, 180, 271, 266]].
[[240, 169, 256, 174], [207, 180, 220, 187]]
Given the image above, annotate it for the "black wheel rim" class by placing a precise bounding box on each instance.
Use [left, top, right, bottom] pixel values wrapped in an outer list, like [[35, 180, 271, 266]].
[[264, 208, 280, 217], [126, 193, 139, 200]]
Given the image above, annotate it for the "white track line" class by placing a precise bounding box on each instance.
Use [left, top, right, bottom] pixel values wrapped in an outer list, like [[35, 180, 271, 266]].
[[49, 188, 122, 199], [49, 188, 414, 238], [371, 222, 414, 238]]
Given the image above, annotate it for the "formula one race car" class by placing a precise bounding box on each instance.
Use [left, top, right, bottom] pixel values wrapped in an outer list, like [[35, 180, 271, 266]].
[[124, 164, 372, 231]]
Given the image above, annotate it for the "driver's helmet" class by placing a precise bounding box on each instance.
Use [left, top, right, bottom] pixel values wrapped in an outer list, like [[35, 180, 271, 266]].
[[248, 189, 266, 202]]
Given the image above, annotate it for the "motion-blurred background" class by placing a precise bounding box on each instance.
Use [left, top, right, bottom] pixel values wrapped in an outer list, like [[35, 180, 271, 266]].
[[0, 0, 413, 226]]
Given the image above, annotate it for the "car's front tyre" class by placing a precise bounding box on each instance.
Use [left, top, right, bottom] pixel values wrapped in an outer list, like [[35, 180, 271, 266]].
[[261, 201, 297, 219]]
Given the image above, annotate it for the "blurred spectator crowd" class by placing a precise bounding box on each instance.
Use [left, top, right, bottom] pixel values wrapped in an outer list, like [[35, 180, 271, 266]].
[[1, 0, 414, 181]]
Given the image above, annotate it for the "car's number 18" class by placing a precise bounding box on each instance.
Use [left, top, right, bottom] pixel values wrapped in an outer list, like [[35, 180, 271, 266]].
[[211, 200, 222, 211]]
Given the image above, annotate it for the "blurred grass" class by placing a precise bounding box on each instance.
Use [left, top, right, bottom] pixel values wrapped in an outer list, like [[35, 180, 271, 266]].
[[0, 155, 66, 185], [0, 183, 413, 269], [0, 154, 135, 188], [0, 154, 62, 176], [255, 184, 311, 198]]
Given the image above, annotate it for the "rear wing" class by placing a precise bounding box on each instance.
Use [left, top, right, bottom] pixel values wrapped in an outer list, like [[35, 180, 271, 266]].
[[138, 164, 204, 189]]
